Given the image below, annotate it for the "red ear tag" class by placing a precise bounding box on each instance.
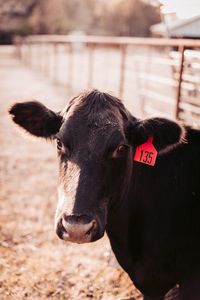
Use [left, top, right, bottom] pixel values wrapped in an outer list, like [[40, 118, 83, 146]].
[[134, 136, 157, 166]]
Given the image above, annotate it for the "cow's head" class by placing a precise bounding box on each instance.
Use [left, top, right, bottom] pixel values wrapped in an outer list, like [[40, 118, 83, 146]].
[[9, 90, 185, 243]]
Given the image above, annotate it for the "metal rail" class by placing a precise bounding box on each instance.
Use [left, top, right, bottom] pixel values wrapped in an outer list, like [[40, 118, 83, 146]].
[[24, 35, 200, 47]]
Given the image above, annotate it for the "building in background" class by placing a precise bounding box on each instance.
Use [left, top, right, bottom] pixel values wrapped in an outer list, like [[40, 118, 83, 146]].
[[151, 14, 200, 38]]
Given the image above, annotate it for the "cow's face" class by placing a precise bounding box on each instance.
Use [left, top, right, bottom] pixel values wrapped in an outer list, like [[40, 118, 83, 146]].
[[9, 90, 185, 244], [54, 92, 133, 243]]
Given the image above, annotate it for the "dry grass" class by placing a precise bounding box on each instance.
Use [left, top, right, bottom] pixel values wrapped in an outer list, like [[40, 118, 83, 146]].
[[0, 47, 142, 300]]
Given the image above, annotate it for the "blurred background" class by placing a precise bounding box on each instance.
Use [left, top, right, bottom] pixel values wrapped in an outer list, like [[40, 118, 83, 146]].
[[0, 0, 161, 42], [0, 0, 200, 41], [0, 1, 199, 299]]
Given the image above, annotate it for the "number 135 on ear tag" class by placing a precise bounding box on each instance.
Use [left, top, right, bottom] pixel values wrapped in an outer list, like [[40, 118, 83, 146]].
[[134, 136, 157, 166]]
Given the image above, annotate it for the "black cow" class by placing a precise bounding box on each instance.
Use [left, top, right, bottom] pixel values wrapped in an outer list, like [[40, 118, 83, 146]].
[[9, 90, 200, 300]]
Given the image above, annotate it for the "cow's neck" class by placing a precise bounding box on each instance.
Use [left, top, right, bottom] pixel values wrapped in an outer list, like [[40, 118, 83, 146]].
[[106, 180, 136, 273], [105, 162, 152, 275]]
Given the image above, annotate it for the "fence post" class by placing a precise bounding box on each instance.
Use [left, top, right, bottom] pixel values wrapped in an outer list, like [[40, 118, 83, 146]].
[[14, 36, 22, 60], [67, 43, 73, 92], [43, 43, 49, 76], [119, 45, 126, 98], [38, 43, 43, 72], [88, 43, 95, 89], [27, 42, 32, 68], [175, 45, 185, 120], [53, 43, 58, 84]]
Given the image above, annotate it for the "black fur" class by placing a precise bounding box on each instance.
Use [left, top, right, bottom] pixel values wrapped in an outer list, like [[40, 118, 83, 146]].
[[9, 101, 63, 138], [127, 117, 185, 151]]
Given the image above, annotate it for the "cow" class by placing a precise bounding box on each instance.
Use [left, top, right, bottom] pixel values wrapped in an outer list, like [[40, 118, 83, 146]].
[[9, 90, 200, 300]]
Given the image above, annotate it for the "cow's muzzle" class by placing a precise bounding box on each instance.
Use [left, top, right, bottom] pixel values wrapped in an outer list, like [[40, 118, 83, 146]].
[[56, 214, 99, 243]]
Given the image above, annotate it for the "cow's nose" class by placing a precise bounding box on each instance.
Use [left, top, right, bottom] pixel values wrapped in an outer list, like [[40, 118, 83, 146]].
[[56, 214, 98, 243]]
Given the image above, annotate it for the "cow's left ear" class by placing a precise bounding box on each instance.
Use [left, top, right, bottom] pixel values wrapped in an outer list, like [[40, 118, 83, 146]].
[[127, 117, 185, 151], [9, 101, 63, 138]]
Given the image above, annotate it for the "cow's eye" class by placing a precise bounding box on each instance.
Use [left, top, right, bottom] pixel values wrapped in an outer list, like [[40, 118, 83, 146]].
[[56, 138, 70, 158], [112, 144, 127, 158], [56, 138, 63, 151]]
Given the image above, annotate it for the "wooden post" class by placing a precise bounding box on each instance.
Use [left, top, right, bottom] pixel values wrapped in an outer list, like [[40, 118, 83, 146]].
[[119, 45, 126, 98], [175, 45, 185, 120]]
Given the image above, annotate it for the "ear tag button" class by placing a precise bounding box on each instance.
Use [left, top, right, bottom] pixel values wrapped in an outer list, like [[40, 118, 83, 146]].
[[134, 136, 157, 166]]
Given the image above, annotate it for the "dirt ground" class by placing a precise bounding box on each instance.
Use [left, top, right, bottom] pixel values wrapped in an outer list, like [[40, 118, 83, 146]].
[[0, 46, 142, 300]]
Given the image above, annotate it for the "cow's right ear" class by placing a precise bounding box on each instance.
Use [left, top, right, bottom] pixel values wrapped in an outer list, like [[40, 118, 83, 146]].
[[9, 101, 63, 138]]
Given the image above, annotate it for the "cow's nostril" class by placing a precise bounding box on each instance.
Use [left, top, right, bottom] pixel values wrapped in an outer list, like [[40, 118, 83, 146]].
[[56, 218, 68, 240], [85, 220, 97, 236]]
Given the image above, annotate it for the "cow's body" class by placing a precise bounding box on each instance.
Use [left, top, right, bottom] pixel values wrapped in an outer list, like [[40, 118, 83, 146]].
[[9, 90, 200, 299], [107, 127, 200, 297]]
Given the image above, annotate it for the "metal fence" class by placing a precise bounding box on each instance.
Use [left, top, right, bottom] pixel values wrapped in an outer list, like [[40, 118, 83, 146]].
[[15, 35, 200, 126]]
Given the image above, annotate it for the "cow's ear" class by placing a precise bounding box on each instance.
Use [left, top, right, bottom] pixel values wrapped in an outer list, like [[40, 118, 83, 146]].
[[127, 117, 185, 151], [9, 101, 63, 138]]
